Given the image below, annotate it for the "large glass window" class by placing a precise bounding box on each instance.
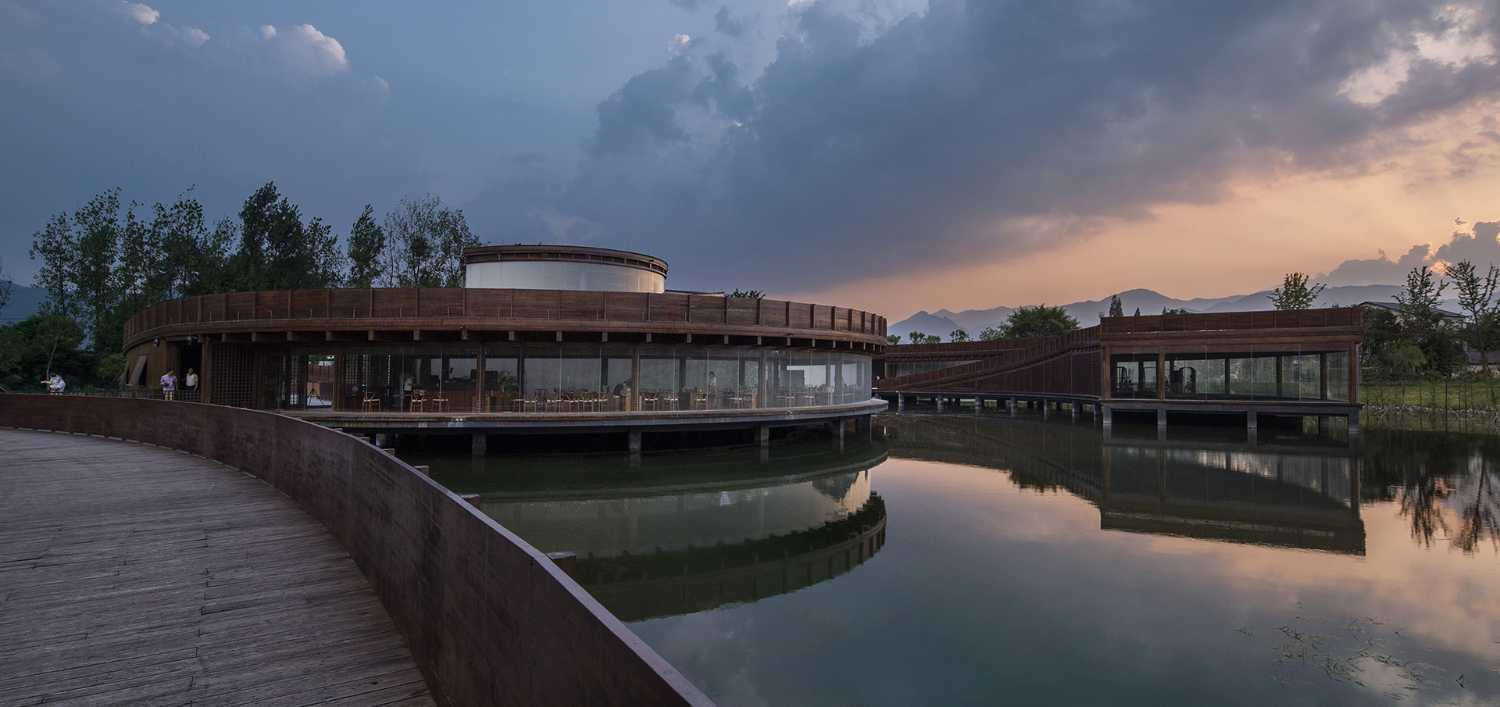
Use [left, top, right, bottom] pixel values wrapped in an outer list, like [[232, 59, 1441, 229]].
[[1167, 356, 1226, 398], [638, 345, 679, 411], [1228, 354, 1277, 398], [1111, 354, 1157, 398], [443, 352, 479, 412], [707, 348, 741, 409], [1280, 353, 1320, 400], [483, 344, 520, 412], [560, 344, 602, 411], [524, 344, 561, 411], [1326, 351, 1350, 402], [604, 344, 634, 411]]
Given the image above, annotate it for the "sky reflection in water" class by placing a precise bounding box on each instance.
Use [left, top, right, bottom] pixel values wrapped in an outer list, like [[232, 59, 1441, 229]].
[[424, 414, 1500, 706]]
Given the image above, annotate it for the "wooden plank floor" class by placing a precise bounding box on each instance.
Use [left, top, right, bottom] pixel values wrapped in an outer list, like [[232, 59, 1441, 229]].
[[0, 429, 434, 707]]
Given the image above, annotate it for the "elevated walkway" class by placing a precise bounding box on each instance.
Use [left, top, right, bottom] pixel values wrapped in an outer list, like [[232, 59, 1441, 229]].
[[0, 429, 432, 705]]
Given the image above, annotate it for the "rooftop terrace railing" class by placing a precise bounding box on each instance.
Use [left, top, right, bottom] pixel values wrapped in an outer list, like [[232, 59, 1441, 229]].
[[122, 288, 887, 348], [0, 394, 712, 706]]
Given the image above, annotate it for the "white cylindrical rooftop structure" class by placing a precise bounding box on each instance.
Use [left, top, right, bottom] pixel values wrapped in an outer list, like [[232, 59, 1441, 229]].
[[462, 244, 668, 293]]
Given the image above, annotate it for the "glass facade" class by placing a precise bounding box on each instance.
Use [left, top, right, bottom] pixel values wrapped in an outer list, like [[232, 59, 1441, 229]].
[[1111, 349, 1353, 401], [271, 343, 874, 413]]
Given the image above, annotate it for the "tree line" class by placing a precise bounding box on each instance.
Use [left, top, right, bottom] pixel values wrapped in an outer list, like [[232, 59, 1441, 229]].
[[4, 182, 479, 389]]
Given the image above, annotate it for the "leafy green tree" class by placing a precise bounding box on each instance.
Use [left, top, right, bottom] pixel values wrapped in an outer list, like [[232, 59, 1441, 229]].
[[0, 314, 91, 390], [907, 331, 928, 344], [1107, 294, 1124, 318], [30, 212, 78, 318], [1161, 307, 1191, 315], [346, 205, 385, 288], [1395, 266, 1463, 375], [730, 289, 765, 300], [72, 190, 125, 349], [231, 181, 341, 290], [979, 325, 1004, 341], [1447, 259, 1499, 373], [1269, 272, 1326, 310], [923, 334, 942, 344], [949, 328, 969, 342], [1383, 341, 1427, 378], [886, 334, 901, 345], [1133, 307, 1140, 316], [381, 194, 477, 287], [1002, 305, 1079, 338]]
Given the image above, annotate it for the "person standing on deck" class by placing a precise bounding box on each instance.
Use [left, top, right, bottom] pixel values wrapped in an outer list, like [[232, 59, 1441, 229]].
[[160, 369, 177, 401], [184, 369, 198, 401]]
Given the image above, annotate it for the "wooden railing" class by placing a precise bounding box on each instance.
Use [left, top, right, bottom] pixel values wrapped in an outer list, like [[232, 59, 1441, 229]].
[[123, 288, 887, 346]]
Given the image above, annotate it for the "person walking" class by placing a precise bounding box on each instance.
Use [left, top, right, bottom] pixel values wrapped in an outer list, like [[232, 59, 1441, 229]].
[[184, 368, 198, 401], [160, 369, 177, 401]]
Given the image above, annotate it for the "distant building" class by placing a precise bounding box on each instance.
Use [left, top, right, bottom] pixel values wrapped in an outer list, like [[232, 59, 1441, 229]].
[[1355, 300, 1465, 324]]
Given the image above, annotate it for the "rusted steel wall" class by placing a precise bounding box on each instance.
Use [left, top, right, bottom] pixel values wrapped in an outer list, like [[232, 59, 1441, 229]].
[[877, 327, 1102, 394], [123, 288, 888, 349], [0, 395, 711, 707]]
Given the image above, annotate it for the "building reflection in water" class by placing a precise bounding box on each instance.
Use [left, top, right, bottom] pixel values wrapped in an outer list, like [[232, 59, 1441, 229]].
[[880, 413, 1365, 555], [418, 441, 890, 621]]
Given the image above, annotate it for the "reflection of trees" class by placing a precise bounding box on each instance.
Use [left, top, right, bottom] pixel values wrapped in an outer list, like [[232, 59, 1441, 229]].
[[1452, 462, 1500, 555], [1397, 468, 1450, 548], [1362, 429, 1500, 554]]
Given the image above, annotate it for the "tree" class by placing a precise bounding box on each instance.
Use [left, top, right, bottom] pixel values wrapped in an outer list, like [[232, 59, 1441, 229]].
[[907, 331, 928, 344], [1107, 294, 1124, 318], [29, 212, 76, 319], [1002, 305, 1079, 338], [1395, 265, 1463, 375], [1448, 259, 1499, 373], [0, 259, 11, 316], [1133, 307, 1140, 316], [381, 194, 477, 287], [0, 314, 90, 391], [886, 334, 902, 345], [1269, 272, 1326, 310], [978, 326, 1004, 341], [346, 205, 385, 288], [949, 328, 969, 342], [231, 181, 341, 290], [1161, 307, 1191, 315], [730, 289, 765, 300], [72, 189, 124, 349]]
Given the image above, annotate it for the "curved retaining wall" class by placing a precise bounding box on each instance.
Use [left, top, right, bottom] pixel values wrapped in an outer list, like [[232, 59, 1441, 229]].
[[0, 394, 711, 707]]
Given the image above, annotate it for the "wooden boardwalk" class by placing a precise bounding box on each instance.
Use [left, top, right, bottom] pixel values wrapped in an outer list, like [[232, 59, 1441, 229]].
[[0, 429, 434, 706]]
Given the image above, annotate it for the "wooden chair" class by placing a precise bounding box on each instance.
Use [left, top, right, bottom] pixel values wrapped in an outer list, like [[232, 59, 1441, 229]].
[[361, 393, 381, 412], [409, 390, 426, 413], [429, 390, 448, 412]]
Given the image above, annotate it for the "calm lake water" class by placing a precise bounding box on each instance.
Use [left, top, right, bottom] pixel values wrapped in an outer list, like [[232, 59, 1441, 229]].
[[411, 413, 1500, 706]]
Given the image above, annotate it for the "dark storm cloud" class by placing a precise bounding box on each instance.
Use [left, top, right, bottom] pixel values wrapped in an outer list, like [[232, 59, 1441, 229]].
[[560, 0, 1500, 292]]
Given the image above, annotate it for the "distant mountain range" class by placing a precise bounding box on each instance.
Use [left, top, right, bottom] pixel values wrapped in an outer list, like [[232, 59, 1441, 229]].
[[1, 282, 46, 324], [890, 284, 1412, 339]]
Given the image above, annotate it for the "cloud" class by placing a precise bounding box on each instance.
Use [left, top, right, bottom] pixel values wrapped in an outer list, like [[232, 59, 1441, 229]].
[[1322, 221, 1500, 285], [554, 1, 1500, 290], [257, 23, 351, 77], [714, 6, 747, 38], [120, 2, 158, 27]]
